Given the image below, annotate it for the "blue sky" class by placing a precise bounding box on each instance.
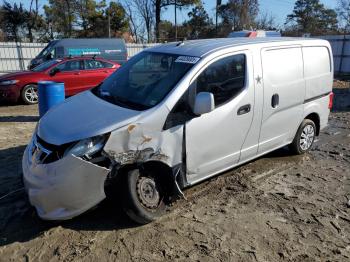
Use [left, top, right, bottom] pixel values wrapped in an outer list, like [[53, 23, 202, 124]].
[[163, 0, 338, 27], [6, 0, 338, 27]]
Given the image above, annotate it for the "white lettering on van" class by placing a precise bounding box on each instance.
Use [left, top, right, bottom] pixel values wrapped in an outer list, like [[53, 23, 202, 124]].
[[105, 49, 122, 53]]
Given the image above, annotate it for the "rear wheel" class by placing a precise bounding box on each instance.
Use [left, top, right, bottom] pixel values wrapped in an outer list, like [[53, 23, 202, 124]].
[[289, 119, 316, 155], [21, 84, 38, 104], [122, 169, 166, 224]]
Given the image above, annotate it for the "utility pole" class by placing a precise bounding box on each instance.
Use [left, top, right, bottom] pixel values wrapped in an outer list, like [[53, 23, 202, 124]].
[[175, 0, 177, 41], [216, 0, 221, 37], [107, 4, 111, 38]]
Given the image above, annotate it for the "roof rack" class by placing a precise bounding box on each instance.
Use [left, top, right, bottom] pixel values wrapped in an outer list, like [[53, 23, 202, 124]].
[[63, 55, 101, 60]]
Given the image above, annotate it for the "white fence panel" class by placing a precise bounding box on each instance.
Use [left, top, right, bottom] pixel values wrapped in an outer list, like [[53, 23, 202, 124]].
[[126, 43, 159, 58]]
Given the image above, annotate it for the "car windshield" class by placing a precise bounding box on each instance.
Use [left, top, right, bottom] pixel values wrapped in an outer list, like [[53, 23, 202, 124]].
[[95, 51, 197, 110], [31, 59, 61, 72]]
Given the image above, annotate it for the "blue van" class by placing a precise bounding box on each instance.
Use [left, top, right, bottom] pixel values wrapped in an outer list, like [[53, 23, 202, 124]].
[[29, 38, 128, 69]]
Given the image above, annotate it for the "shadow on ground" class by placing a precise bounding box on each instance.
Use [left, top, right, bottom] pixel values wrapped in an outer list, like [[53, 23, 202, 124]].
[[0, 145, 138, 247], [0, 143, 301, 247], [0, 101, 22, 107], [0, 116, 39, 122]]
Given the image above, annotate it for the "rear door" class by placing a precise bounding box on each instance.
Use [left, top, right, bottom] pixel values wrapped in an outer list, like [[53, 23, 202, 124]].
[[78, 59, 115, 92], [50, 60, 83, 96], [258, 46, 305, 153]]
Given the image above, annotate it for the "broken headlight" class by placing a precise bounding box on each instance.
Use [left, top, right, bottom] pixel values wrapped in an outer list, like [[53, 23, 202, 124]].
[[64, 135, 107, 158]]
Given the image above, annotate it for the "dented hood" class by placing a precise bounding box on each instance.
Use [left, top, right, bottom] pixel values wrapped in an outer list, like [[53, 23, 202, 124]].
[[37, 91, 141, 145]]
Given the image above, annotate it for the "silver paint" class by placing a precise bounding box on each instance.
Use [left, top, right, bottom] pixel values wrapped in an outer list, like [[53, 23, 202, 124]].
[[23, 38, 333, 220]]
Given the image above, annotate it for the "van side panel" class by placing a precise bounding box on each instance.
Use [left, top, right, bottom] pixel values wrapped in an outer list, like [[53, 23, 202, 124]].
[[303, 46, 333, 100], [55, 39, 127, 64], [259, 46, 305, 153], [302, 44, 333, 131]]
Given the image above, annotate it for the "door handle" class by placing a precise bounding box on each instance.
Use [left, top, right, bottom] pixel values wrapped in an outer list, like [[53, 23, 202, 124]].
[[271, 94, 279, 108], [74, 72, 80, 75], [237, 104, 251, 115]]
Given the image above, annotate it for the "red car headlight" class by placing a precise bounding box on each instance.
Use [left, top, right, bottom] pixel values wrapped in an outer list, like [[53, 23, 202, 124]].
[[0, 80, 19, 86]]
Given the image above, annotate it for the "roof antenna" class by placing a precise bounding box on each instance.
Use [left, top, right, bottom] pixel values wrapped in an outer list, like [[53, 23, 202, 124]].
[[176, 39, 185, 46]]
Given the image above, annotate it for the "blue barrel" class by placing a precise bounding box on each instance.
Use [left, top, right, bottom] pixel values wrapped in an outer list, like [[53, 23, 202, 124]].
[[38, 81, 65, 117]]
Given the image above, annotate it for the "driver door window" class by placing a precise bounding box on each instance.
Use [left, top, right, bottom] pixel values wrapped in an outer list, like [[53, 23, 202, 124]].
[[196, 54, 246, 107], [55, 60, 82, 72]]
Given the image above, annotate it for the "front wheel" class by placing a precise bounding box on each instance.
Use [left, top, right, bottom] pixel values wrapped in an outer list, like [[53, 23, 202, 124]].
[[21, 84, 38, 104], [289, 119, 316, 155], [122, 169, 167, 224]]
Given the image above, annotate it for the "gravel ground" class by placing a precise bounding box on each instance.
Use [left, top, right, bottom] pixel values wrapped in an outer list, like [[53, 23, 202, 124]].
[[0, 104, 349, 261]]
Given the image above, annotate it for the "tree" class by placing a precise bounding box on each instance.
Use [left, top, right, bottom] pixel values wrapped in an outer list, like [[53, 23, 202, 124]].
[[0, 1, 26, 42], [158, 20, 173, 41], [123, 0, 143, 42], [286, 0, 338, 35], [44, 0, 77, 38], [154, 0, 200, 42], [75, 0, 104, 33], [183, 4, 214, 39], [133, 0, 154, 43], [337, 0, 350, 32], [108, 2, 129, 36], [255, 12, 278, 30], [218, 0, 259, 34]]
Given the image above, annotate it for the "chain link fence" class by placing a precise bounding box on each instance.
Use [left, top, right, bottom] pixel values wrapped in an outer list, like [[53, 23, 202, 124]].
[[0, 42, 159, 74]]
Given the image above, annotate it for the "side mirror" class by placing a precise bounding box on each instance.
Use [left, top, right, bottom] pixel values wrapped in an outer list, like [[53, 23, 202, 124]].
[[49, 67, 59, 76], [193, 92, 215, 115]]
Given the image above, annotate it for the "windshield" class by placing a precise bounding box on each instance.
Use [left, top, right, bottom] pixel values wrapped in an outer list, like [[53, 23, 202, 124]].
[[31, 59, 61, 72], [95, 52, 197, 110], [37, 41, 56, 58]]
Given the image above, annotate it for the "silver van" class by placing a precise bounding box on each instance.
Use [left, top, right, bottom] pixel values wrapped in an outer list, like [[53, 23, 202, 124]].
[[23, 38, 334, 224]]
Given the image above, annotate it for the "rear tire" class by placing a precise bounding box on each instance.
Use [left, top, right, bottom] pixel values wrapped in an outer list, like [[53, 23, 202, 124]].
[[122, 169, 166, 224], [21, 84, 38, 105], [289, 119, 316, 155]]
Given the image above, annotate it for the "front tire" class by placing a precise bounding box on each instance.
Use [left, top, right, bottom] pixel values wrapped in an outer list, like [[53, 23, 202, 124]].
[[289, 119, 316, 155], [122, 169, 166, 224], [21, 84, 38, 104]]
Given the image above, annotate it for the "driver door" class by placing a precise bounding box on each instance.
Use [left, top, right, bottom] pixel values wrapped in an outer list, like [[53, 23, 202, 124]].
[[50, 60, 83, 96], [185, 51, 256, 184]]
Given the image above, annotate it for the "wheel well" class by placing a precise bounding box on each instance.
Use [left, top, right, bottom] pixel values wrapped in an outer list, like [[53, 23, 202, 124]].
[[142, 161, 174, 190], [305, 113, 320, 135], [116, 161, 173, 184]]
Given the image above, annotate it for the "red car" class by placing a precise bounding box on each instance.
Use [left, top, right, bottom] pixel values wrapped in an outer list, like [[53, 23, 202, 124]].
[[0, 57, 120, 104]]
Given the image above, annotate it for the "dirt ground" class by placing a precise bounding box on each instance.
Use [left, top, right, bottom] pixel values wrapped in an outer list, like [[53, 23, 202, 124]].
[[0, 103, 349, 262]]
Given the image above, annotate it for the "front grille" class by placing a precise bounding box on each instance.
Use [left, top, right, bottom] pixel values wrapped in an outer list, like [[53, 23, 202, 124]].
[[31, 135, 73, 164]]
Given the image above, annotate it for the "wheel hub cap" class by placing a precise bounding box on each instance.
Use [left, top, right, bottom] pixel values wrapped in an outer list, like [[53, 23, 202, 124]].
[[137, 176, 160, 209], [25, 86, 38, 103], [300, 124, 315, 151]]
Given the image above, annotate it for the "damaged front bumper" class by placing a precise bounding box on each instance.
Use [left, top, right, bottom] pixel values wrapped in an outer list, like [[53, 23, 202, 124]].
[[22, 141, 110, 220]]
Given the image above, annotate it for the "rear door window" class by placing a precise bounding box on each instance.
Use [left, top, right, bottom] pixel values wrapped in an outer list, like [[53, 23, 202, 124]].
[[83, 59, 105, 70], [195, 54, 246, 107], [102, 61, 114, 68]]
